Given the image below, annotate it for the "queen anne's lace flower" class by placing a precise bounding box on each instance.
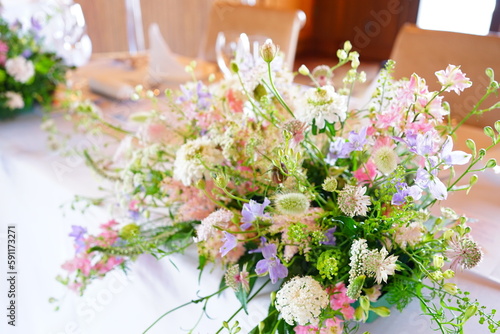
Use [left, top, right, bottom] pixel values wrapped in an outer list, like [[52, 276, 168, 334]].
[[337, 185, 371, 217], [5, 56, 34, 83], [296, 85, 347, 129], [173, 137, 224, 186], [275, 276, 329, 326]]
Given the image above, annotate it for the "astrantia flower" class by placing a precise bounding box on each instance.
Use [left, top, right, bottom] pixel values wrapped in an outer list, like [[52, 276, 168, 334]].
[[275, 193, 310, 215], [364, 247, 398, 284], [337, 185, 371, 217], [194, 209, 233, 242], [4, 91, 24, 110], [446, 235, 483, 271], [5, 56, 35, 83], [393, 222, 423, 249], [173, 137, 224, 186], [275, 276, 329, 326], [296, 85, 347, 129], [435, 64, 472, 95], [224, 264, 250, 293]]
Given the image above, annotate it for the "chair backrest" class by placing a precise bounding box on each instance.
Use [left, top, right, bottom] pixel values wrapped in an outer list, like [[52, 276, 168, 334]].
[[390, 23, 500, 128], [199, 2, 306, 71]]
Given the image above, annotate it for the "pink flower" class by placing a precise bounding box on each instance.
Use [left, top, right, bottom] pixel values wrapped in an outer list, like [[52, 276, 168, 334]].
[[0, 40, 8, 66], [94, 257, 124, 274], [62, 257, 91, 276], [353, 160, 377, 185], [294, 317, 343, 334], [435, 65, 472, 95], [329, 282, 355, 320]]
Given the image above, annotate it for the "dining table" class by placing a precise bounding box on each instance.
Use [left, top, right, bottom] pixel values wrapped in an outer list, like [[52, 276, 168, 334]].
[[1, 53, 500, 334]]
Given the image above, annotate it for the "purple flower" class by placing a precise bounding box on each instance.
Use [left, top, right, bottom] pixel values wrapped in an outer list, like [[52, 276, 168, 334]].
[[440, 136, 471, 166], [392, 182, 423, 205], [30, 16, 43, 32], [240, 198, 271, 230], [342, 127, 368, 156], [394, 131, 435, 156], [22, 49, 32, 58], [176, 81, 212, 110], [325, 138, 348, 165], [415, 157, 447, 200], [220, 232, 237, 256], [69, 225, 87, 254], [255, 242, 288, 284], [321, 227, 337, 245]]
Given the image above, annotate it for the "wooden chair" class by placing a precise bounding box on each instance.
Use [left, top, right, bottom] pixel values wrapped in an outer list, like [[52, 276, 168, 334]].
[[389, 23, 500, 128], [199, 2, 306, 71]]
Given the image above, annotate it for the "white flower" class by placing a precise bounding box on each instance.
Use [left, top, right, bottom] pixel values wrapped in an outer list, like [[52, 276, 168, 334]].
[[275, 276, 329, 326], [5, 56, 35, 83], [4, 91, 24, 109], [349, 239, 398, 285], [173, 137, 225, 186], [194, 209, 233, 242], [337, 185, 371, 217], [393, 222, 423, 249], [296, 85, 347, 129]]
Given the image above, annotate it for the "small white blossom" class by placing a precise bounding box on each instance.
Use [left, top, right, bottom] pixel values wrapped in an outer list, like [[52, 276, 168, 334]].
[[5, 56, 35, 83], [4, 91, 24, 109], [173, 137, 225, 186], [275, 276, 329, 326], [296, 85, 347, 129]]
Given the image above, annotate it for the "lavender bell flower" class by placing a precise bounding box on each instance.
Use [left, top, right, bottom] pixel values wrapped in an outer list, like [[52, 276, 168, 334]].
[[392, 182, 423, 205], [69, 225, 87, 254], [342, 126, 368, 156], [325, 138, 348, 165], [240, 198, 271, 230], [440, 136, 471, 167], [415, 157, 447, 200], [220, 232, 237, 256], [255, 242, 288, 284], [321, 227, 337, 246]]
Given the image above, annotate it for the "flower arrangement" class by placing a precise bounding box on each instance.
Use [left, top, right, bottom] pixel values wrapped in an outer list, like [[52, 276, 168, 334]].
[[54, 40, 500, 334], [0, 16, 70, 119]]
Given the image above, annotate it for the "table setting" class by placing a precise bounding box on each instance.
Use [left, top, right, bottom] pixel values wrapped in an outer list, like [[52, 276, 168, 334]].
[[1, 3, 500, 334]]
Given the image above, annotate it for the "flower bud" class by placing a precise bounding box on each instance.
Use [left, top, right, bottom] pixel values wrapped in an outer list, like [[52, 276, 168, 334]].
[[433, 255, 445, 268], [344, 40, 352, 52], [359, 296, 370, 311], [443, 269, 455, 279], [322, 176, 338, 192], [230, 61, 239, 73], [443, 283, 458, 295], [298, 64, 310, 76], [337, 49, 348, 60], [120, 223, 140, 240], [260, 39, 279, 63], [370, 306, 391, 317], [275, 192, 310, 215], [463, 304, 478, 322], [271, 162, 288, 184], [443, 229, 455, 240]]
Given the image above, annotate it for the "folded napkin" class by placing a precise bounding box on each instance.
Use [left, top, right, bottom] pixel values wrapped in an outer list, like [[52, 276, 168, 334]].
[[88, 77, 134, 100], [148, 23, 216, 83]]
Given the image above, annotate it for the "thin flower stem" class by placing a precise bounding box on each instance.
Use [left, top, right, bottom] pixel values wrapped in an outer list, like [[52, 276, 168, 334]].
[[215, 279, 271, 334], [267, 63, 295, 118], [450, 90, 492, 136], [143, 286, 229, 333]]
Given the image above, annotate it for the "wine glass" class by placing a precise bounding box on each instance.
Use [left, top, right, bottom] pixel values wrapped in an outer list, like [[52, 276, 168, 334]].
[[215, 31, 269, 77], [47, 1, 92, 67]]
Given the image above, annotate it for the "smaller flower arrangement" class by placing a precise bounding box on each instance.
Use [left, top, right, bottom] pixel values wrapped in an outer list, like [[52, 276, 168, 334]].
[[0, 16, 70, 119]]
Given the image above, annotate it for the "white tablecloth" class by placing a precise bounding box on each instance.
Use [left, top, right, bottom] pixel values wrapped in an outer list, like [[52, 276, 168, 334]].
[[1, 88, 500, 333]]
